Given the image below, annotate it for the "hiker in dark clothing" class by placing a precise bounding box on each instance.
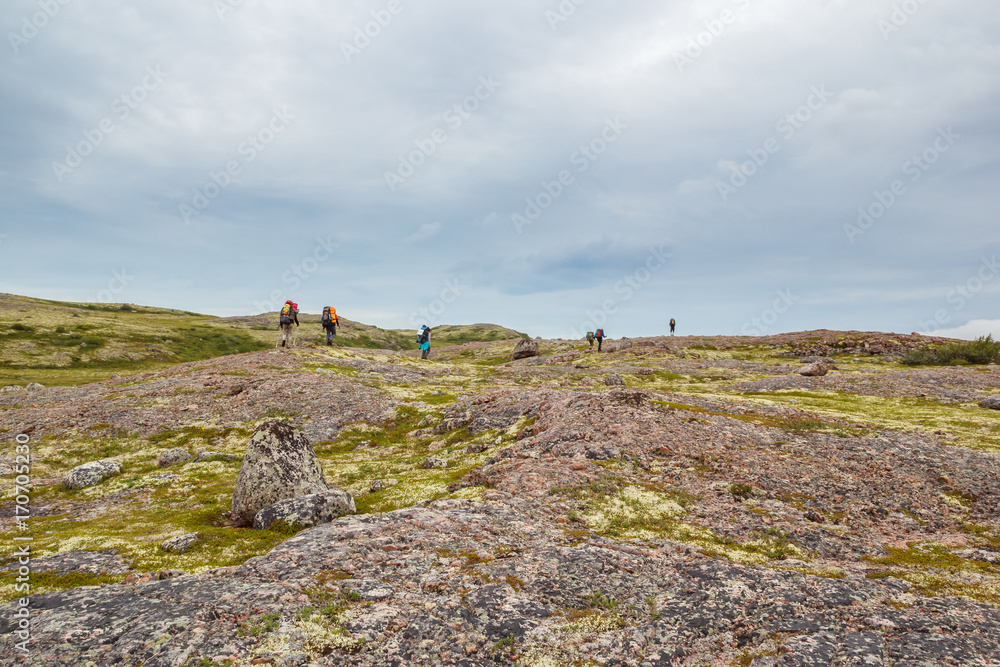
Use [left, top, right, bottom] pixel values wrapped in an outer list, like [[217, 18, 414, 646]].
[[322, 307, 339, 346], [418, 325, 431, 359], [595, 328, 605, 352], [279, 300, 299, 348], [670, 318, 676, 335]]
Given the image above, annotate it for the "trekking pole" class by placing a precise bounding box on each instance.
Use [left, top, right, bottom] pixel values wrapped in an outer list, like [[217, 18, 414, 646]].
[[274, 330, 281, 349]]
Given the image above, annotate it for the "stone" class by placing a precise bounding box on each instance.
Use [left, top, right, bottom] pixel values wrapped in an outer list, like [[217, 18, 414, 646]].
[[158, 448, 192, 467], [370, 478, 399, 493], [798, 362, 829, 377], [422, 457, 448, 469], [231, 421, 329, 524], [980, 396, 1000, 410], [161, 533, 199, 553], [252, 489, 356, 530], [604, 373, 625, 386], [0, 385, 24, 393], [25, 382, 45, 392], [194, 450, 238, 463], [512, 339, 539, 360], [64, 460, 123, 490]]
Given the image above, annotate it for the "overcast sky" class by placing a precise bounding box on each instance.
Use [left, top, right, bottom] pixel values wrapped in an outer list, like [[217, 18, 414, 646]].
[[1, 0, 998, 339]]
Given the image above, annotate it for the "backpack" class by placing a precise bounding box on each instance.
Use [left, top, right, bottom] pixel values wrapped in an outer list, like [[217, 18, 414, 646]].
[[586, 332, 595, 341], [322, 307, 337, 326], [417, 327, 429, 344], [280, 303, 293, 325], [670, 319, 675, 326], [596, 329, 604, 338]]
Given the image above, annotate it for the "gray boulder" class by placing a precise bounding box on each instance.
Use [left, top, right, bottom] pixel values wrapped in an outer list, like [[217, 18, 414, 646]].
[[157, 448, 191, 467], [605, 373, 625, 386], [422, 457, 448, 469], [253, 489, 356, 530], [160, 533, 199, 553], [512, 339, 539, 360], [231, 421, 329, 524], [64, 460, 123, 490], [25, 382, 45, 392], [798, 362, 829, 377], [0, 385, 24, 393], [980, 396, 1000, 410]]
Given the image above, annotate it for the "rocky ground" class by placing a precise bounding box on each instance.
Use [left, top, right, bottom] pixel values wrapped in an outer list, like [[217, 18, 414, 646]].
[[1, 331, 1000, 666]]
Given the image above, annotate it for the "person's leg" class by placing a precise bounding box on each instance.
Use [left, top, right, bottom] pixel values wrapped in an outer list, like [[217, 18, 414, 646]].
[[598, 338, 602, 351]]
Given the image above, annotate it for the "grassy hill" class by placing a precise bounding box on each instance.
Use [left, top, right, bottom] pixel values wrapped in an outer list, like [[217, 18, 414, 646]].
[[0, 293, 527, 386]]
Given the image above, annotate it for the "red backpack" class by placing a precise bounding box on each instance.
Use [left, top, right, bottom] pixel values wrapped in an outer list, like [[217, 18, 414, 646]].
[[595, 329, 604, 338]]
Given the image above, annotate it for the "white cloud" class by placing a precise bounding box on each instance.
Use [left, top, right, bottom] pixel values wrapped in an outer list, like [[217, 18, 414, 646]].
[[922, 319, 1000, 341], [404, 222, 444, 243]]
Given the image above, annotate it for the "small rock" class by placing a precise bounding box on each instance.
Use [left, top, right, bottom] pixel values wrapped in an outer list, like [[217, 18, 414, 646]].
[[64, 460, 123, 490], [158, 448, 192, 467], [979, 396, 1000, 410], [161, 533, 199, 553], [25, 382, 45, 392], [466, 442, 489, 454], [605, 373, 625, 386], [512, 339, 539, 360], [0, 385, 24, 393], [370, 478, 399, 493], [422, 457, 448, 469], [253, 489, 356, 530], [194, 450, 238, 463]]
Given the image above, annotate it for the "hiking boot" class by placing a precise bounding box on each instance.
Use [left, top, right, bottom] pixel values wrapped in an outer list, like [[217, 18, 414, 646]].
[[281, 340, 286, 348]]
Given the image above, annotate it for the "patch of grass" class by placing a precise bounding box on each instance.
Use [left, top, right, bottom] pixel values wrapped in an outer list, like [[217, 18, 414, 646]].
[[237, 612, 280, 637], [728, 483, 754, 500]]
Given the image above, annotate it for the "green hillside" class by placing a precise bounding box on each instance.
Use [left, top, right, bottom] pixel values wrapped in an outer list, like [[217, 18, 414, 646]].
[[0, 293, 528, 386]]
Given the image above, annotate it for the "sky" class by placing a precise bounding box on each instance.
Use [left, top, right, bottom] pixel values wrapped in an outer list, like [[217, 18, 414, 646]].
[[1, 0, 998, 339]]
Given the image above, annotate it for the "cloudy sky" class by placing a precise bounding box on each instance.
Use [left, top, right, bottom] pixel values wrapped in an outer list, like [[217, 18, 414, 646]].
[[1, 0, 998, 339]]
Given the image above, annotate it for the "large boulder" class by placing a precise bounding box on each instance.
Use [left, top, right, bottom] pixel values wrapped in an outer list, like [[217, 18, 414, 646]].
[[980, 396, 1000, 410], [64, 460, 123, 490], [512, 339, 539, 360], [253, 489, 356, 530], [231, 421, 329, 524], [798, 362, 829, 377]]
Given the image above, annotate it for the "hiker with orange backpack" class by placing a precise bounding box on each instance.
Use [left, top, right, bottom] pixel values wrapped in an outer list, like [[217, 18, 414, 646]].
[[278, 300, 299, 348], [322, 306, 339, 346]]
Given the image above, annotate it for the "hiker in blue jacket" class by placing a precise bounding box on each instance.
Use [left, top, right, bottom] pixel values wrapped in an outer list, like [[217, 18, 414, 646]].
[[418, 325, 432, 359]]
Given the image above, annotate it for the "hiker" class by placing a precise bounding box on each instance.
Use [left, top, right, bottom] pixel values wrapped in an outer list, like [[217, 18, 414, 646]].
[[586, 331, 595, 349], [278, 300, 299, 348], [595, 328, 605, 352], [321, 306, 339, 346], [417, 325, 431, 359], [670, 318, 676, 336]]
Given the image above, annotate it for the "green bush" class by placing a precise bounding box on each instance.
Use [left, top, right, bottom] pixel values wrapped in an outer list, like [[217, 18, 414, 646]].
[[902, 335, 1000, 366]]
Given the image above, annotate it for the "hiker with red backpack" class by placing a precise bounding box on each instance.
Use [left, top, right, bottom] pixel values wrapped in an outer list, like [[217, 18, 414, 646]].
[[322, 306, 339, 346], [595, 328, 605, 352], [278, 300, 299, 348]]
